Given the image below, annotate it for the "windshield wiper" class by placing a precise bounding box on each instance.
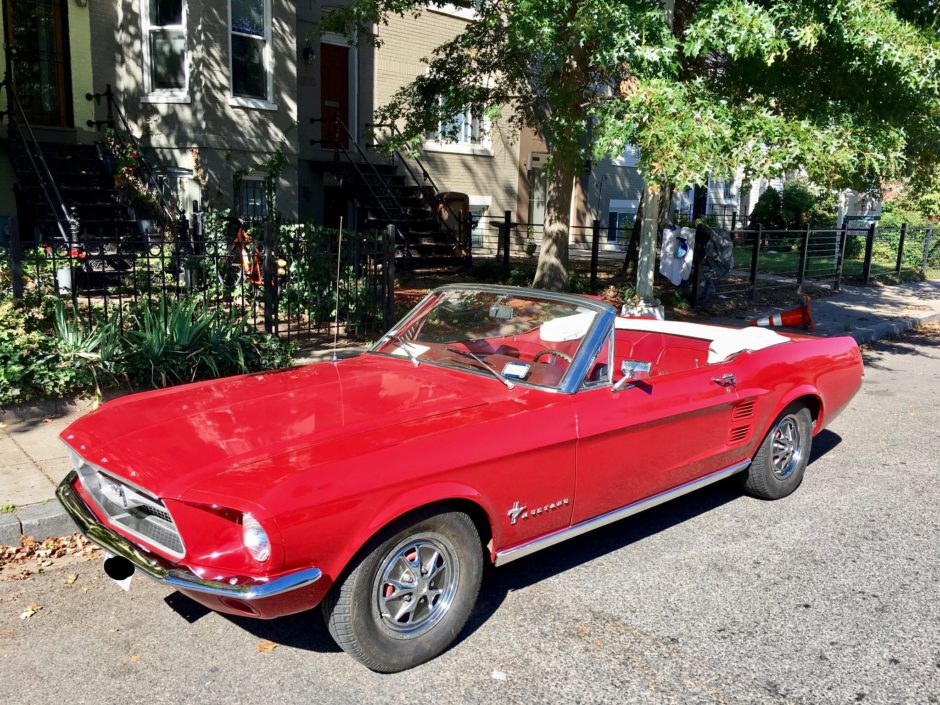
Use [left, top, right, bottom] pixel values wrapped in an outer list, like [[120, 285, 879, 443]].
[[446, 348, 514, 389], [384, 333, 420, 367]]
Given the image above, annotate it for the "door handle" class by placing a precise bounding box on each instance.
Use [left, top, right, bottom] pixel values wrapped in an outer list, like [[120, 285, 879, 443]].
[[712, 373, 736, 389]]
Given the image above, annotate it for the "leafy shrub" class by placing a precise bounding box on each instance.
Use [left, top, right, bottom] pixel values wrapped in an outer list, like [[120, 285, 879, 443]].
[[119, 297, 297, 389], [750, 182, 838, 229], [0, 295, 101, 406], [660, 290, 690, 310], [0, 294, 296, 407], [842, 232, 865, 261], [508, 266, 535, 287], [750, 186, 782, 228], [567, 273, 590, 294]]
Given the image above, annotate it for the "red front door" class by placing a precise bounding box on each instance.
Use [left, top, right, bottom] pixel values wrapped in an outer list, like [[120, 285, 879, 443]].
[[320, 43, 349, 149], [572, 363, 741, 524]]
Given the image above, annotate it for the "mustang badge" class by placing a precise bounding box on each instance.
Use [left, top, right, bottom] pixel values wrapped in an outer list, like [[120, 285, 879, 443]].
[[507, 501, 527, 525], [507, 498, 569, 525]]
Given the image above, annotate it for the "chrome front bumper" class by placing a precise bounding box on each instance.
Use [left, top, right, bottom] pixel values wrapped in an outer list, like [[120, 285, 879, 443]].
[[56, 470, 322, 600]]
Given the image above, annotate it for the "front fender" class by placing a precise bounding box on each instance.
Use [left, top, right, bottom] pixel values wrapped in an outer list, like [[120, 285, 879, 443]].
[[351, 482, 499, 564]]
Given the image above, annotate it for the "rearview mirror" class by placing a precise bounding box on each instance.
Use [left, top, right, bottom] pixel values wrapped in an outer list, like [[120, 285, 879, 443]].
[[489, 304, 514, 320]]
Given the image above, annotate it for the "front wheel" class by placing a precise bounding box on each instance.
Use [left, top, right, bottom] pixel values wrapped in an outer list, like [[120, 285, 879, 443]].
[[741, 405, 813, 500], [322, 510, 483, 672]]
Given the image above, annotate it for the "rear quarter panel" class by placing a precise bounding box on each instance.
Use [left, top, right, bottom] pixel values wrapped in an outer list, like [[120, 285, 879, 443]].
[[731, 335, 863, 459]]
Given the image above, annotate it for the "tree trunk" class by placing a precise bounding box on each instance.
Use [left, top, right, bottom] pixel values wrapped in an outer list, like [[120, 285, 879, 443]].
[[633, 0, 676, 302], [620, 190, 645, 279], [636, 183, 660, 300], [532, 14, 588, 292], [532, 163, 575, 291]]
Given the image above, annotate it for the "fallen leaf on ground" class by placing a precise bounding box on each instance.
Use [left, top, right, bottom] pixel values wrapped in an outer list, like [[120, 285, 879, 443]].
[[257, 640, 278, 653], [129, 654, 141, 663], [1, 533, 98, 573], [64, 574, 78, 585], [19, 603, 41, 619]]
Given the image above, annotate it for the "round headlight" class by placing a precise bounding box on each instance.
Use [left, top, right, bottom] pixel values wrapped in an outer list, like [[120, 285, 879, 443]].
[[242, 513, 271, 562]]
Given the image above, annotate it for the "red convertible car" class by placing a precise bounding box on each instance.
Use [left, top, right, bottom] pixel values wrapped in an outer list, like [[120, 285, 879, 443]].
[[57, 284, 863, 671]]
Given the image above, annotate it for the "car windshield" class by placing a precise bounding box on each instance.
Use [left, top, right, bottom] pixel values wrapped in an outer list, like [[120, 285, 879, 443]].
[[371, 288, 601, 390]]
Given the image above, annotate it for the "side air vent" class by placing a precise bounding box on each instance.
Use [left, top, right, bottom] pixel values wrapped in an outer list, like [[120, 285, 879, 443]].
[[732, 398, 756, 420], [728, 426, 750, 444]]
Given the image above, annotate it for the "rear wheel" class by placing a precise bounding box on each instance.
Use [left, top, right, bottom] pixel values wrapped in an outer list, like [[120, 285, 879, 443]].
[[322, 510, 483, 672], [741, 405, 813, 500]]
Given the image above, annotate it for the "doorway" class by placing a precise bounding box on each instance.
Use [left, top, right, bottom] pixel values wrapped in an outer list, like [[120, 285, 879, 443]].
[[2, 0, 73, 127], [319, 43, 350, 149]]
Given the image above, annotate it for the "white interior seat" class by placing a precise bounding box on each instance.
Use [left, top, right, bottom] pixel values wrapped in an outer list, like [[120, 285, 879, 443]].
[[614, 317, 789, 364]]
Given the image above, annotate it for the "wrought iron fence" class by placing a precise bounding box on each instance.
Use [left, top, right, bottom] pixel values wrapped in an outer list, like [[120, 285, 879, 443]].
[[1, 215, 396, 344], [468, 211, 938, 301]]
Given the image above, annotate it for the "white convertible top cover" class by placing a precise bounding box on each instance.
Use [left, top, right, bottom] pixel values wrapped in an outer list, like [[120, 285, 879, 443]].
[[614, 317, 789, 364]]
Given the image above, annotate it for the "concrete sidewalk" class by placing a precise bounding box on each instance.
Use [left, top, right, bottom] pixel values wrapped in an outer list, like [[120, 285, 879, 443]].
[[2, 279, 940, 545]]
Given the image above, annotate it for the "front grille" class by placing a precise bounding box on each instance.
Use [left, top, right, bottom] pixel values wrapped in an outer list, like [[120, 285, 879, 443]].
[[71, 453, 185, 557]]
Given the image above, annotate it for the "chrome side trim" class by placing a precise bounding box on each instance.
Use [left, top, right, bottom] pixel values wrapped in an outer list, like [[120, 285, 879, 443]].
[[56, 471, 322, 600], [494, 460, 751, 566]]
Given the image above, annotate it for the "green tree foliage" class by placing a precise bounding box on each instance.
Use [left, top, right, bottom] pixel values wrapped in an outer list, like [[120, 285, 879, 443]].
[[750, 182, 839, 229], [749, 186, 783, 228], [906, 163, 940, 220], [322, 0, 940, 289]]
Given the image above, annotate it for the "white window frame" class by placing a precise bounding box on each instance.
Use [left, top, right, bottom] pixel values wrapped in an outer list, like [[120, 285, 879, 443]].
[[235, 173, 269, 219], [424, 101, 493, 156], [140, 0, 191, 104], [468, 195, 491, 246], [607, 198, 639, 246], [428, 2, 479, 20], [228, 0, 277, 111], [720, 178, 737, 203]]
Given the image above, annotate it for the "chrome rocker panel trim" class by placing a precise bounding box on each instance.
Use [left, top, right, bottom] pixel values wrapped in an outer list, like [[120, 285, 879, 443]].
[[494, 460, 751, 566], [56, 471, 322, 600]]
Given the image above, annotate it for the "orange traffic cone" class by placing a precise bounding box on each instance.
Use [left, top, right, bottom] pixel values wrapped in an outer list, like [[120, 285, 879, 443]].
[[749, 295, 815, 332]]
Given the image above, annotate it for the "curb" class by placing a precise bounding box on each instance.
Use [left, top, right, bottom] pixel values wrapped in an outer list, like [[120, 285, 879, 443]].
[[849, 311, 940, 345], [0, 500, 78, 547]]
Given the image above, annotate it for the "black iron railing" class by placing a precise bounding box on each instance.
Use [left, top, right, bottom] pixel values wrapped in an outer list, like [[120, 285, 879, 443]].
[[369, 121, 467, 257], [0, 64, 76, 247], [2, 214, 395, 341], [86, 84, 178, 229], [311, 114, 413, 255]]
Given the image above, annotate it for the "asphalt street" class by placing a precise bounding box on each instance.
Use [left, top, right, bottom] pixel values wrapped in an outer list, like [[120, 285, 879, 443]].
[[1, 329, 938, 705]]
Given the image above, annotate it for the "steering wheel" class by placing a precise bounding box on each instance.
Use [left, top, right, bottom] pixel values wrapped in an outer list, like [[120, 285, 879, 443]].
[[533, 349, 573, 365]]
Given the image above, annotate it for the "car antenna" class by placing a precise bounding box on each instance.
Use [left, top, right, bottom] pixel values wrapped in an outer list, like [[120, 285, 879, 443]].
[[331, 216, 343, 364]]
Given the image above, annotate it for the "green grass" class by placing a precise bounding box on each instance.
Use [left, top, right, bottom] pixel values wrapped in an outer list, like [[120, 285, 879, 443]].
[[732, 244, 925, 281]]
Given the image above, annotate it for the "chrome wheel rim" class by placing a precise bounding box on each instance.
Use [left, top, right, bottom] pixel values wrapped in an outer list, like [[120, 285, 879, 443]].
[[373, 535, 459, 638], [771, 416, 803, 480]]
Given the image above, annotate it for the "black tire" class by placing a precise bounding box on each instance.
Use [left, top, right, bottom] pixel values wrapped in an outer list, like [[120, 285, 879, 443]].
[[741, 405, 813, 500], [322, 510, 483, 672]]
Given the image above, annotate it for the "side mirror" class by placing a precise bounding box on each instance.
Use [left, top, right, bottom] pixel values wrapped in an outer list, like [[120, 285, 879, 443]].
[[611, 360, 652, 392]]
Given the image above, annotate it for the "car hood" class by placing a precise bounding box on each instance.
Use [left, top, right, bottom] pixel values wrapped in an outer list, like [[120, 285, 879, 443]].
[[61, 355, 497, 499]]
